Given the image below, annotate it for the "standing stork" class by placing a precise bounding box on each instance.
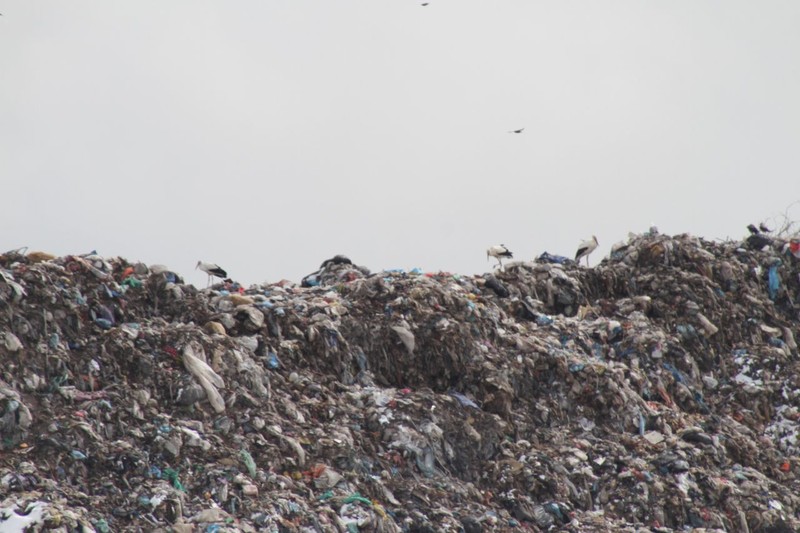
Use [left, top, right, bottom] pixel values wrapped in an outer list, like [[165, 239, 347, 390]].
[[575, 236, 598, 266], [487, 244, 513, 270], [196, 260, 227, 287]]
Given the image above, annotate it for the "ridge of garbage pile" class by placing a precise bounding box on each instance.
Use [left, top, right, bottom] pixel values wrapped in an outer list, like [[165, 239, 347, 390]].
[[1, 231, 799, 532]]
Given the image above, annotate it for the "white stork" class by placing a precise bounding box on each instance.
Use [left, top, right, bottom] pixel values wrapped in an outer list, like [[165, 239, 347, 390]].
[[575, 236, 598, 266], [487, 244, 513, 270], [196, 260, 227, 287]]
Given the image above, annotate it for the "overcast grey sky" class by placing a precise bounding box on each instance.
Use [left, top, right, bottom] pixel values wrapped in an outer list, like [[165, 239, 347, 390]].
[[2, 1, 799, 287]]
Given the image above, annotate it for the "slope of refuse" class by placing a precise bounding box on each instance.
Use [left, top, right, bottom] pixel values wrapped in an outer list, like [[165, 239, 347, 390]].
[[1, 230, 800, 532]]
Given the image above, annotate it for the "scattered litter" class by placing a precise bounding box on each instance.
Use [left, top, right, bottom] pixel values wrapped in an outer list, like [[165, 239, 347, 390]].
[[1, 228, 799, 531]]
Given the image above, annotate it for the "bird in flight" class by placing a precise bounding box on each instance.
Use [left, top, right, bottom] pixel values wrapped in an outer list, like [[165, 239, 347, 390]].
[[509, 128, 524, 134], [421, 2, 429, 5]]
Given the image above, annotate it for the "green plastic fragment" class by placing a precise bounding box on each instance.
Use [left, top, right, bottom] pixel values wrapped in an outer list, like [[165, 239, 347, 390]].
[[122, 276, 143, 288], [239, 449, 257, 477], [342, 492, 372, 506], [162, 467, 186, 491]]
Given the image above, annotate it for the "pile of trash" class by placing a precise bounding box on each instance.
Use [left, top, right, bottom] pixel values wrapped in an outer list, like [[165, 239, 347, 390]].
[[2, 230, 800, 532]]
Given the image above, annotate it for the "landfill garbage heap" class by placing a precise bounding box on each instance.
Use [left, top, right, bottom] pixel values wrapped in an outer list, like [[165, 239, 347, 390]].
[[1, 231, 800, 533]]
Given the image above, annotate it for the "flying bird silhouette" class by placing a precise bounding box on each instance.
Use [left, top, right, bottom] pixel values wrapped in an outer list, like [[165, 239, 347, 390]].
[[509, 128, 524, 134]]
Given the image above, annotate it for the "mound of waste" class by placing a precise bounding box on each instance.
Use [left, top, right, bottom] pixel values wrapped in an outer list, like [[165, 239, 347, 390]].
[[2, 230, 800, 532]]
